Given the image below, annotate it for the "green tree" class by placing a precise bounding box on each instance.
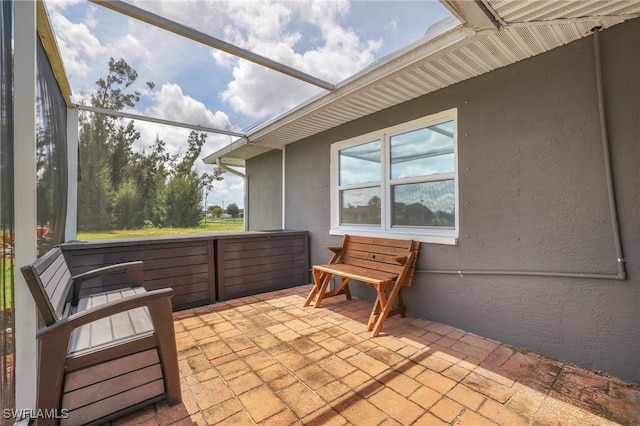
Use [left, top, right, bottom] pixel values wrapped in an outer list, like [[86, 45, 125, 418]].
[[211, 206, 223, 218], [93, 57, 154, 111], [164, 131, 213, 227], [226, 203, 240, 219], [165, 172, 202, 227], [112, 179, 143, 229], [76, 162, 114, 231], [77, 105, 112, 231], [201, 169, 224, 223], [128, 135, 169, 227], [77, 57, 153, 231], [109, 120, 140, 191]]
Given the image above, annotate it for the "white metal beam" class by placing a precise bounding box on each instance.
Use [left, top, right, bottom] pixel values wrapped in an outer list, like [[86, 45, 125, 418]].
[[91, 0, 336, 91], [65, 108, 78, 241], [77, 104, 247, 138]]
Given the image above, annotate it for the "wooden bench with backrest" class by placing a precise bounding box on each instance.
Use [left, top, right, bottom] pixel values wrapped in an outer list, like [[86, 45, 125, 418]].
[[304, 235, 420, 337], [20, 247, 181, 426]]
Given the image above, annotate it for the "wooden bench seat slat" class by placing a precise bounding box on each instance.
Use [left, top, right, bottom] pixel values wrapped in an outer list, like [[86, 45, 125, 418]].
[[346, 244, 405, 256], [304, 235, 420, 337], [110, 311, 137, 340], [314, 264, 397, 286], [41, 255, 73, 320], [69, 288, 155, 355], [107, 288, 151, 339], [20, 247, 181, 426], [63, 363, 163, 411], [61, 379, 166, 426], [68, 316, 91, 354], [342, 255, 406, 274], [90, 317, 114, 348], [64, 348, 160, 392], [347, 235, 414, 249], [343, 250, 408, 266]]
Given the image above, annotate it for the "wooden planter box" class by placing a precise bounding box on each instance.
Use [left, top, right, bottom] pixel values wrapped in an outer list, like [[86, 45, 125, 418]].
[[216, 232, 309, 301], [63, 236, 215, 311], [62, 231, 309, 310]]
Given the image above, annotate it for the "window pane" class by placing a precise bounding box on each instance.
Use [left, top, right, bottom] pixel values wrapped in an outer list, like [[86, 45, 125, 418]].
[[339, 140, 381, 185], [390, 121, 454, 179], [340, 187, 381, 225], [392, 180, 455, 227]]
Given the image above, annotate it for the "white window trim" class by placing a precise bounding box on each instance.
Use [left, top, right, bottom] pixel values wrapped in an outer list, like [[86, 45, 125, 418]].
[[330, 109, 459, 245]]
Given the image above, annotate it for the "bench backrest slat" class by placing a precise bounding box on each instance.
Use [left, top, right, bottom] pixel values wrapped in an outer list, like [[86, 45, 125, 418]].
[[21, 247, 74, 325], [339, 235, 420, 286]]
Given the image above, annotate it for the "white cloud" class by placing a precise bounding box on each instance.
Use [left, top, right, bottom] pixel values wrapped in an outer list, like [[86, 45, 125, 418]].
[[221, 62, 321, 119], [129, 83, 236, 166], [146, 83, 233, 131], [48, 8, 106, 84], [46, 0, 450, 210], [211, 0, 381, 119]]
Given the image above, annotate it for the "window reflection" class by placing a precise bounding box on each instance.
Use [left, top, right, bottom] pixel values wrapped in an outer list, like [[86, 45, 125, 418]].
[[339, 140, 380, 186], [392, 180, 455, 227], [390, 121, 454, 179], [340, 187, 381, 225]]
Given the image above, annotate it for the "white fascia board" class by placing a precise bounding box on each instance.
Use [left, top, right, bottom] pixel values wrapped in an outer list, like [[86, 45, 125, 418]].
[[202, 137, 250, 164], [246, 22, 474, 146]]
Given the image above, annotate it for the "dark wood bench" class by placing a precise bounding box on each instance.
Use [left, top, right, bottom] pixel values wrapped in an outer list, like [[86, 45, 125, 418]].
[[20, 247, 181, 426], [304, 235, 420, 337]]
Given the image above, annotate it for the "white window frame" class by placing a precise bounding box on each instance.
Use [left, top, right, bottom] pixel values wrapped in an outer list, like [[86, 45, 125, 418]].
[[330, 109, 458, 245]]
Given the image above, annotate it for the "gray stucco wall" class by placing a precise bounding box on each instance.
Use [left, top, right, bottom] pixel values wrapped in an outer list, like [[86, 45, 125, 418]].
[[247, 149, 283, 230], [250, 19, 640, 383]]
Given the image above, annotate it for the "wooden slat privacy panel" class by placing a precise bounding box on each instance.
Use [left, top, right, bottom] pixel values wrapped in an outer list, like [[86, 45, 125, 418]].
[[63, 239, 215, 311], [217, 232, 309, 301], [62, 231, 310, 309]]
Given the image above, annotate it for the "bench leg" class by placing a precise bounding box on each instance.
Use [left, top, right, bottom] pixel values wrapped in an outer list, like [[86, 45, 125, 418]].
[[148, 298, 182, 405], [371, 283, 405, 337], [370, 250, 416, 337], [303, 276, 320, 307], [333, 277, 351, 300], [367, 285, 387, 333], [397, 292, 405, 318], [304, 269, 331, 307], [343, 283, 352, 300], [305, 272, 351, 308], [36, 333, 68, 426], [304, 269, 332, 308], [313, 271, 333, 308]]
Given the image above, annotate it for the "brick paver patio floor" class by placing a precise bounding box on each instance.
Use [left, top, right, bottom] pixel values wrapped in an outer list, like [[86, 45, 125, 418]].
[[107, 284, 640, 426]]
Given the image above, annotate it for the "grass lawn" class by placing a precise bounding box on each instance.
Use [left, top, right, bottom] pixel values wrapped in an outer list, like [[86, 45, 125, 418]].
[[2, 258, 12, 315], [77, 218, 244, 240]]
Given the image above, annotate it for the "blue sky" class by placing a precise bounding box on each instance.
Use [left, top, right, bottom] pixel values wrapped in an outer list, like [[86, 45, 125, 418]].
[[46, 0, 452, 209]]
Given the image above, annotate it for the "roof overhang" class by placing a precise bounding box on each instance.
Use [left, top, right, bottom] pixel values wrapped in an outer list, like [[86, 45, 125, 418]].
[[203, 137, 273, 168], [37, 0, 73, 107], [205, 0, 640, 167]]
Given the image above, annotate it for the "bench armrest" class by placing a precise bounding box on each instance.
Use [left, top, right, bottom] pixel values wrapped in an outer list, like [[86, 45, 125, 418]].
[[36, 288, 174, 343], [393, 256, 408, 265], [72, 262, 145, 301], [325, 246, 344, 265], [72, 261, 144, 287]]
